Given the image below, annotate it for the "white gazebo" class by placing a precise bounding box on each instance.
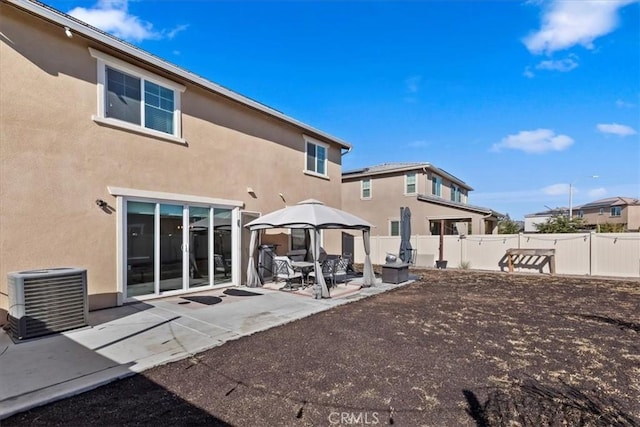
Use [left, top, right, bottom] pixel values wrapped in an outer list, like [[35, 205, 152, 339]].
[[245, 199, 375, 298]]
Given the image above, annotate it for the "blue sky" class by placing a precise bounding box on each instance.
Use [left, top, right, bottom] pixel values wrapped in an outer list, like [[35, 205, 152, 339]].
[[47, 0, 639, 219]]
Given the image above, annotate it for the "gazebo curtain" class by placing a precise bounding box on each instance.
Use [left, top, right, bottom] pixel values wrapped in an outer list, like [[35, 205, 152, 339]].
[[309, 229, 330, 298], [246, 230, 260, 287], [362, 229, 375, 286]]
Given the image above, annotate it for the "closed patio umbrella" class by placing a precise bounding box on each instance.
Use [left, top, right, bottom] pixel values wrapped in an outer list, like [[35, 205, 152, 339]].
[[399, 206, 413, 263]]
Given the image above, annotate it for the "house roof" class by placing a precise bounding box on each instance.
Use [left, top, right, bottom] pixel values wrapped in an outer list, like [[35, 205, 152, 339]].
[[343, 162, 473, 190], [6, 0, 352, 150], [524, 207, 568, 218], [417, 194, 503, 218], [576, 196, 640, 210]]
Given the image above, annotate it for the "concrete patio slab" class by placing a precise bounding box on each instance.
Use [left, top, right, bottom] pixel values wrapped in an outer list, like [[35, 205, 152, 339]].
[[0, 278, 415, 420]]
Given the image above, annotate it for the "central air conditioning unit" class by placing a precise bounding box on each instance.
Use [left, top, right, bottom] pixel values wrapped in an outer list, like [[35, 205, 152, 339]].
[[7, 268, 88, 340]]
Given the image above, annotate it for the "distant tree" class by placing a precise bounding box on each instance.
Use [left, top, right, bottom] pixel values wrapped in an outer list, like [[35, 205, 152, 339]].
[[498, 214, 521, 234], [597, 223, 626, 233], [535, 215, 585, 233]]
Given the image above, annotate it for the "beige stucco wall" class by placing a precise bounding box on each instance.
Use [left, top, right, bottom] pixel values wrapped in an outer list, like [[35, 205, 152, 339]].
[[627, 206, 640, 231], [0, 4, 344, 312], [581, 206, 636, 231], [342, 171, 491, 237]]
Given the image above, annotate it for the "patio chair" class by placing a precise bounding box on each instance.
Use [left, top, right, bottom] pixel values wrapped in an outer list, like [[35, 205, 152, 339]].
[[273, 256, 303, 290], [307, 257, 337, 288], [333, 256, 349, 286], [214, 254, 229, 278]]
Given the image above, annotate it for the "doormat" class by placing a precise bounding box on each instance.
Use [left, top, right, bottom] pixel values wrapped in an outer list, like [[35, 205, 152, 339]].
[[223, 289, 262, 297], [181, 296, 223, 306]]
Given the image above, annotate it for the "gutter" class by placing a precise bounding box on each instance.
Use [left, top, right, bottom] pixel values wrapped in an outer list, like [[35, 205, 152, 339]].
[[343, 163, 473, 191]]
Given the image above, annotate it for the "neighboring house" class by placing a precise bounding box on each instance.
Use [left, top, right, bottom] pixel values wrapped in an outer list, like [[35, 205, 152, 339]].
[[574, 197, 640, 232], [341, 163, 502, 237], [0, 0, 351, 315], [524, 207, 568, 233]]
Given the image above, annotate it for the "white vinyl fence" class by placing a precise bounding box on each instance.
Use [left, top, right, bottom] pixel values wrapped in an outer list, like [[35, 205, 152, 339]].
[[353, 233, 640, 278]]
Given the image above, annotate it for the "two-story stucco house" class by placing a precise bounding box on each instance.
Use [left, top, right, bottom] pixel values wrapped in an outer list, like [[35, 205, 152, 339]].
[[0, 0, 351, 316], [341, 163, 501, 237], [574, 197, 640, 232]]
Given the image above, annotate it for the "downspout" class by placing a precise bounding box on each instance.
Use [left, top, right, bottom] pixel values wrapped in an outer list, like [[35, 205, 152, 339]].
[[422, 167, 429, 194], [341, 146, 352, 157]]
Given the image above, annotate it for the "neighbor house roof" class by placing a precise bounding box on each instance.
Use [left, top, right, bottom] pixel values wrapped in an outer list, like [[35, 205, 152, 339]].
[[524, 207, 568, 218], [343, 162, 473, 190], [576, 196, 640, 210], [417, 194, 503, 218], [6, 0, 351, 150]]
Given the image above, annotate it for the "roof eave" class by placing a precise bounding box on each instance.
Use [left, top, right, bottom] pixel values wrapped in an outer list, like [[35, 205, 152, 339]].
[[7, 0, 351, 150], [417, 194, 495, 215], [342, 163, 473, 190]]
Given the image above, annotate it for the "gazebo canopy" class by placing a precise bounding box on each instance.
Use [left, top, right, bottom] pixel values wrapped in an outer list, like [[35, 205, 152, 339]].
[[244, 199, 376, 298], [245, 199, 373, 230]]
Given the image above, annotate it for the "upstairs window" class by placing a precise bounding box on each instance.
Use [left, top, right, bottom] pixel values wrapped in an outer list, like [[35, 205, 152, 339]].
[[390, 220, 400, 236], [432, 175, 442, 197], [577, 210, 584, 218], [405, 172, 416, 194], [451, 185, 461, 203], [611, 206, 621, 217], [599, 208, 604, 215], [89, 48, 185, 142], [305, 138, 328, 177], [361, 179, 371, 199]]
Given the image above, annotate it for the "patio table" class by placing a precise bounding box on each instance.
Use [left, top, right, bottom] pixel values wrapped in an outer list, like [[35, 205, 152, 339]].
[[291, 261, 314, 282]]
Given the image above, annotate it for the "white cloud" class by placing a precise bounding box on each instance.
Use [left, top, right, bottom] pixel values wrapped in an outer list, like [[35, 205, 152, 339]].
[[596, 123, 638, 136], [615, 99, 636, 108], [404, 75, 421, 94], [68, 0, 186, 43], [588, 187, 607, 198], [407, 140, 430, 148], [535, 55, 579, 72], [492, 129, 574, 154], [167, 24, 189, 40], [523, 0, 637, 55], [542, 183, 570, 196], [523, 67, 535, 78]]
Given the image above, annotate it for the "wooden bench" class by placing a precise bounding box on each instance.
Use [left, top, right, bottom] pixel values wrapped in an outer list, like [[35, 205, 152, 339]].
[[505, 248, 556, 275]]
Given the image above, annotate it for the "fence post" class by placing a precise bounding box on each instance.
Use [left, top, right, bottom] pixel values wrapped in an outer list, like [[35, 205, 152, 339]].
[[460, 235, 467, 267], [589, 231, 595, 276]]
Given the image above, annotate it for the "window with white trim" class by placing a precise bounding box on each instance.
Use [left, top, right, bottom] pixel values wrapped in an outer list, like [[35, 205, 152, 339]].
[[451, 185, 461, 203], [432, 175, 442, 197], [611, 206, 621, 217], [390, 220, 400, 236], [305, 138, 328, 176], [89, 48, 185, 141], [361, 179, 371, 199], [405, 172, 416, 194], [577, 210, 584, 218]]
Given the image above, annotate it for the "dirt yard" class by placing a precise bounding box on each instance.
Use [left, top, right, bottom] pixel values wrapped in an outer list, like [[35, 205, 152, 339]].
[[5, 269, 640, 426]]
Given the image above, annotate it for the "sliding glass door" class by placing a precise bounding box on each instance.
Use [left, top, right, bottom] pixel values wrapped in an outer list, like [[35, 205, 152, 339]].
[[125, 201, 233, 299], [126, 201, 156, 297], [189, 207, 210, 289], [159, 203, 184, 292]]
